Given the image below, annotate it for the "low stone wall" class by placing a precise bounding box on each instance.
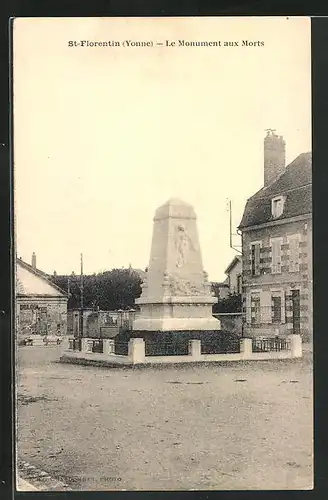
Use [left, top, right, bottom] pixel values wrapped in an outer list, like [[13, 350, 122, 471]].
[[60, 335, 302, 366]]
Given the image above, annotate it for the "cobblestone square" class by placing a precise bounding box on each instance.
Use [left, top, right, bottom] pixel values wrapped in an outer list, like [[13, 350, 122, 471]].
[[16, 346, 312, 491]]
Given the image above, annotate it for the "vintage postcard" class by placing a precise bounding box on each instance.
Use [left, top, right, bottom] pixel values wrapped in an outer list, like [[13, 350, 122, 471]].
[[13, 17, 312, 491]]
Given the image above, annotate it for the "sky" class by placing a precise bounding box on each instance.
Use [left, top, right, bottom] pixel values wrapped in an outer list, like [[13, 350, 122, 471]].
[[13, 17, 311, 281]]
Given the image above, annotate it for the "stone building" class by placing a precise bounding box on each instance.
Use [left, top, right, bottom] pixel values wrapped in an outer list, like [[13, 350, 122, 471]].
[[16, 255, 68, 337], [211, 281, 229, 300], [67, 308, 136, 337], [224, 255, 242, 294], [211, 255, 242, 301], [238, 131, 312, 342]]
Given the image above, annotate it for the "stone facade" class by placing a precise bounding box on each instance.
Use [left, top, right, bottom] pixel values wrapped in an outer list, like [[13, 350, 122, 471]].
[[241, 217, 312, 341], [67, 309, 135, 337], [17, 296, 68, 336], [224, 255, 242, 294], [16, 258, 68, 337]]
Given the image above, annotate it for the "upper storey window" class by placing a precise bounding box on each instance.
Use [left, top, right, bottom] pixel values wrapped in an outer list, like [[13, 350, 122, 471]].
[[271, 196, 285, 219]]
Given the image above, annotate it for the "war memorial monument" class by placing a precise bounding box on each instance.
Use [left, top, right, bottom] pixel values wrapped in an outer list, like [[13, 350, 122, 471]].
[[130, 198, 221, 351]]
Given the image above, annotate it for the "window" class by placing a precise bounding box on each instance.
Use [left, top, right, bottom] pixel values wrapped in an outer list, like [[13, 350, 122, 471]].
[[272, 296, 282, 323], [237, 274, 242, 294], [291, 289, 300, 334], [260, 290, 272, 323], [288, 234, 300, 273], [270, 290, 286, 324], [250, 242, 261, 276], [271, 237, 282, 274], [251, 294, 261, 324], [271, 196, 285, 218]]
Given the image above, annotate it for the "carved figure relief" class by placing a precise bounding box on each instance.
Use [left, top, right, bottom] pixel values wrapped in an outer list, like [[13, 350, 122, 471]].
[[140, 274, 148, 297], [174, 224, 194, 268], [163, 273, 206, 296]]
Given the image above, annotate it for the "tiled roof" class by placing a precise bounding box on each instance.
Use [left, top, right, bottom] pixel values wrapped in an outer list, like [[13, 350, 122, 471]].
[[239, 152, 312, 229], [224, 255, 242, 275]]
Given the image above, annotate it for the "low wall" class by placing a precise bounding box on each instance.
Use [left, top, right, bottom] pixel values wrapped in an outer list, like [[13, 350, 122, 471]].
[[60, 335, 302, 366], [19, 334, 64, 347]]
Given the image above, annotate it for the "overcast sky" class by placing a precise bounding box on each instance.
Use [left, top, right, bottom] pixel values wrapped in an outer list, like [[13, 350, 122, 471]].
[[13, 17, 311, 281]]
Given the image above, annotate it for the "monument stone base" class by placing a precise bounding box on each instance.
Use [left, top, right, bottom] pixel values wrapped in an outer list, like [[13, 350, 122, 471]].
[[132, 317, 220, 331], [133, 296, 221, 332]]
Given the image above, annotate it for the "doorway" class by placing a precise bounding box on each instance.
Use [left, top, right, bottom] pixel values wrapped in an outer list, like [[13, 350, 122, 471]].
[[291, 290, 301, 335]]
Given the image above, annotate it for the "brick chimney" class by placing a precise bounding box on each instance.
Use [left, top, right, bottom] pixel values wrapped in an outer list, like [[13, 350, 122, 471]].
[[264, 129, 286, 186], [31, 252, 36, 269]]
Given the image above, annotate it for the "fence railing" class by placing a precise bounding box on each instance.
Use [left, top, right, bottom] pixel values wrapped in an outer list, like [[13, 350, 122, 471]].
[[114, 342, 129, 356], [92, 339, 103, 353], [252, 337, 291, 352], [69, 338, 82, 351], [145, 341, 189, 357], [201, 340, 240, 355], [64, 335, 301, 362]]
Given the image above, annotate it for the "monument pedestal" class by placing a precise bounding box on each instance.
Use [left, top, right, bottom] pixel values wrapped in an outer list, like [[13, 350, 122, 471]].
[[133, 296, 221, 332]]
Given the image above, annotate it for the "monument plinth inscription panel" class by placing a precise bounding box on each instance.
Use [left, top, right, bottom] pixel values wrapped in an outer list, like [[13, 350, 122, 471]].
[[133, 198, 221, 332]]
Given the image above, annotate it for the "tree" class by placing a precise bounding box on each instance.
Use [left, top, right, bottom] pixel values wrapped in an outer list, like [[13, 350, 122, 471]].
[[212, 292, 242, 314], [51, 268, 142, 311]]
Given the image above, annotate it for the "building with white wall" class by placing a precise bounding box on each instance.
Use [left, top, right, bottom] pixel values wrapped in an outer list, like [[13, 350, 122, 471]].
[[16, 255, 68, 337]]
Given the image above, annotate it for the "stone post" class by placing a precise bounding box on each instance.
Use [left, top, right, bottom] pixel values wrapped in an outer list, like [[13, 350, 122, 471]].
[[188, 339, 201, 360], [288, 334, 302, 358], [103, 339, 115, 355], [82, 338, 93, 353], [240, 338, 252, 359], [60, 336, 70, 353], [128, 338, 145, 364]]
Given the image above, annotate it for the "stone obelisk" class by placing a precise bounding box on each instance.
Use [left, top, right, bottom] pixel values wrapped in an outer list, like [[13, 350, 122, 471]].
[[133, 198, 221, 332]]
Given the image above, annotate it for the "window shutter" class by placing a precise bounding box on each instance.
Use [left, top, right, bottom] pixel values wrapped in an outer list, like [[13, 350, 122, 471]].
[[260, 291, 272, 323], [271, 239, 282, 273], [271, 240, 276, 273], [276, 241, 281, 273], [255, 244, 261, 275], [281, 290, 286, 323], [289, 236, 299, 273], [246, 294, 251, 323]]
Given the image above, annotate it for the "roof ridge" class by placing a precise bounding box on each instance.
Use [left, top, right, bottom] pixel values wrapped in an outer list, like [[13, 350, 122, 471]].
[[17, 259, 68, 297], [250, 182, 312, 201]]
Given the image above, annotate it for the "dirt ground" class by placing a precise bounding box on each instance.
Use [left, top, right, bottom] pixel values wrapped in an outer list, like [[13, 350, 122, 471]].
[[16, 346, 313, 491]]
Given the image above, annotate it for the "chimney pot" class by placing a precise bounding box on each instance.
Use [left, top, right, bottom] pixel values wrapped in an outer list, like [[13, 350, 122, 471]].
[[32, 252, 36, 269]]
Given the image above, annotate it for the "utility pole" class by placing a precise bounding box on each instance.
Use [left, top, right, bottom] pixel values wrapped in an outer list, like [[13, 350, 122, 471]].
[[80, 253, 84, 338], [227, 200, 244, 336], [228, 200, 242, 254]]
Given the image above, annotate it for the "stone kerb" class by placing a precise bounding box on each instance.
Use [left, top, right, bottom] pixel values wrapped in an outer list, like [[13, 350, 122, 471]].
[[128, 338, 145, 364]]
